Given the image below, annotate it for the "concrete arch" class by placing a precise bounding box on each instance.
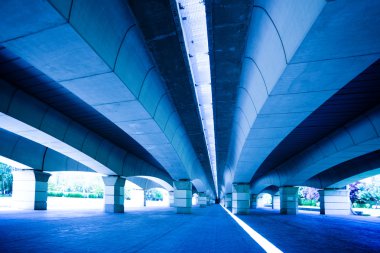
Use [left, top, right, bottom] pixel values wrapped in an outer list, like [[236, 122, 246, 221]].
[[252, 105, 380, 194], [226, 0, 380, 193], [126, 176, 173, 192], [259, 185, 279, 196], [191, 178, 208, 194], [0, 0, 213, 194], [0, 128, 92, 173], [127, 177, 163, 191], [305, 151, 380, 189], [0, 79, 172, 181]]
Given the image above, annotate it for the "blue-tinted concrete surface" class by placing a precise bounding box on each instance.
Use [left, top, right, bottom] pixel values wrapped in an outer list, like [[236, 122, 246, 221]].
[[0, 205, 263, 253], [239, 208, 380, 253]]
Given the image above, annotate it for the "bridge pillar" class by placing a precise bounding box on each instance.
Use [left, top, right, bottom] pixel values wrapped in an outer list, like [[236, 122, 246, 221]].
[[169, 191, 175, 207], [225, 193, 232, 208], [272, 193, 280, 210], [198, 192, 207, 207], [250, 194, 258, 209], [280, 186, 299, 215], [206, 196, 211, 206], [173, 180, 192, 214], [143, 189, 147, 207], [319, 188, 351, 215], [12, 170, 51, 210], [102, 176, 126, 213], [232, 183, 250, 214]]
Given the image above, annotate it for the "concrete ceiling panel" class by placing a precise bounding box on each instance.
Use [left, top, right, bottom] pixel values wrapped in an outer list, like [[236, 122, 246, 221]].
[[95, 140, 113, 166], [253, 112, 310, 129], [130, 132, 170, 146], [106, 147, 126, 175], [240, 58, 267, 113], [40, 109, 71, 141], [93, 100, 151, 123], [81, 132, 102, 159], [60, 73, 135, 105], [117, 119, 162, 136], [63, 121, 89, 151], [69, 0, 135, 67], [48, 0, 72, 19], [316, 138, 338, 158], [0, 0, 66, 42], [0, 80, 17, 112], [114, 27, 153, 97], [4, 24, 110, 81], [154, 94, 175, 131], [291, 0, 380, 63], [368, 108, 380, 135], [245, 8, 286, 93], [8, 91, 48, 129], [164, 114, 181, 142], [329, 130, 354, 151], [255, 0, 326, 60], [260, 92, 334, 115], [237, 88, 257, 126], [247, 127, 294, 140], [138, 69, 167, 116], [272, 55, 379, 95], [347, 116, 378, 144], [11, 136, 45, 170]]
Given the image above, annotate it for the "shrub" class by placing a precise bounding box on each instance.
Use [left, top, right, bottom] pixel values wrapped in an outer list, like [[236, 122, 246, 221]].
[[88, 193, 103, 199], [64, 192, 85, 198], [48, 191, 64, 197], [299, 198, 318, 206]]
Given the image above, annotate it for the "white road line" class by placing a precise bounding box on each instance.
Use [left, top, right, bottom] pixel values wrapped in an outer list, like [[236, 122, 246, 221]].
[[221, 205, 283, 253]]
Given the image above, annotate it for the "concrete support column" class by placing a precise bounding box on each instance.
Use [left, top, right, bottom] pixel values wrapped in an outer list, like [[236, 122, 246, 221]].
[[250, 194, 258, 209], [280, 186, 299, 215], [225, 193, 232, 208], [232, 183, 250, 214], [169, 191, 175, 207], [173, 180, 192, 214], [319, 188, 351, 215], [206, 196, 211, 206], [272, 194, 280, 210], [198, 192, 207, 208], [12, 170, 51, 210], [102, 176, 126, 213], [143, 189, 147, 207]]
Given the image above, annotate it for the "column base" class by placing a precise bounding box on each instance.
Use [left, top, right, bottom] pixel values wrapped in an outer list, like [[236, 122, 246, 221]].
[[104, 204, 124, 213]]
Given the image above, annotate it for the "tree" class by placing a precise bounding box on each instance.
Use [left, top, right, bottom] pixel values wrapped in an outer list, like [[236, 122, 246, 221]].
[[0, 163, 13, 195], [298, 187, 320, 206], [349, 180, 380, 208], [146, 188, 163, 201]]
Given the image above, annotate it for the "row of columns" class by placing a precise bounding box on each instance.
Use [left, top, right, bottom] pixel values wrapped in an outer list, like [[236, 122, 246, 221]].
[[12, 170, 349, 215], [11, 170, 214, 214], [223, 184, 351, 215]]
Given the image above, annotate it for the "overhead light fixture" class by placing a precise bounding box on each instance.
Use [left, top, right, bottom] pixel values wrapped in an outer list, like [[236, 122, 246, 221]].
[[175, 0, 218, 196]]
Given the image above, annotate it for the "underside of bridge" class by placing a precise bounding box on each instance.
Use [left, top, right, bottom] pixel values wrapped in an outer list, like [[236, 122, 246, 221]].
[[1, 0, 380, 252]]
